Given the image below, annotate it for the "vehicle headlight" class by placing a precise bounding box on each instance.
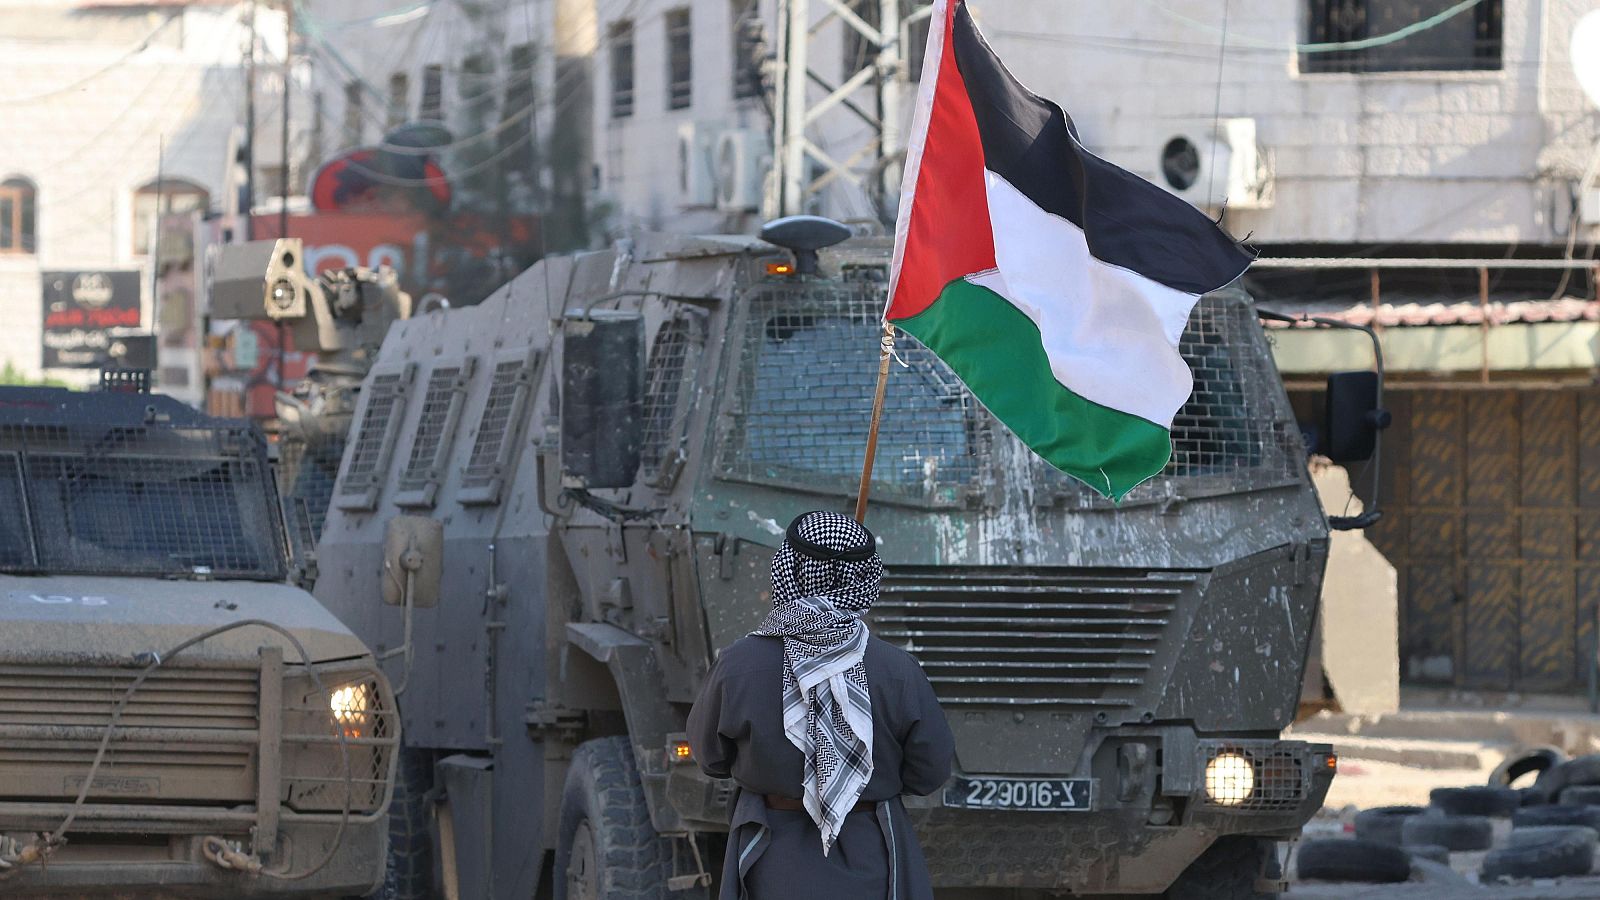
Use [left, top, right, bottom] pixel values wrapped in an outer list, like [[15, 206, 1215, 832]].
[[1204, 752, 1255, 806], [329, 683, 372, 738]]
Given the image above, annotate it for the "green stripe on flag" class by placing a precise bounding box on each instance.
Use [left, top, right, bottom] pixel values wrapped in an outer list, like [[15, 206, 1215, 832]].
[[894, 277, 1174, 500]]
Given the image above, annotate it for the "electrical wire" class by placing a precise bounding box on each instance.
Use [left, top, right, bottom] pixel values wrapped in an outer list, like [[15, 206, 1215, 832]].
[[0, 13, 183, 106], [1137, 0, 1491, 54]]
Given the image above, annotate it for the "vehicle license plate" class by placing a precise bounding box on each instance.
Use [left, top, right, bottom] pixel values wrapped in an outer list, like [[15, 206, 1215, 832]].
[[943, 776, 1093, 811]]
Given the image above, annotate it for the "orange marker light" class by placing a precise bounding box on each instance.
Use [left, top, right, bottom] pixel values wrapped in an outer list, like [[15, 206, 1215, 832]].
[[671, 740, 693, 762], [1326, 754, 1338, 772], [766, 262, 794, 276]]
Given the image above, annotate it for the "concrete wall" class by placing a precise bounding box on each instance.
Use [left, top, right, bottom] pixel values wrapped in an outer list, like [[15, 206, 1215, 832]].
[[0, 0, 290, 384]]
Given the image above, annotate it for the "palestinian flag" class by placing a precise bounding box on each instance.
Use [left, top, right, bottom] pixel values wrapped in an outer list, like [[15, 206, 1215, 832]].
[[885, 0, 1253, 500]]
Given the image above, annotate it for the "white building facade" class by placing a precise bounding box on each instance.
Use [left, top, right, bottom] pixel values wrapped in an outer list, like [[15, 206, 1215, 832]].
[[0, 0, 299, 395]]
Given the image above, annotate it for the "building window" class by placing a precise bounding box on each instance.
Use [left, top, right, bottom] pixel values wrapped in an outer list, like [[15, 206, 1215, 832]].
[[1301, 0, 1503, 73], [503, 43, 537, 173], [610, 20, 635, 118], [666, 8, 692, 110], [460, 52, 496, 127], [343, 81, 364, 146], [0, 177, 37, 255], [732, 0, 763, 99], [133, 179, 208, 256], [387, 72, 409, 128], [420, 64, 444, 122]]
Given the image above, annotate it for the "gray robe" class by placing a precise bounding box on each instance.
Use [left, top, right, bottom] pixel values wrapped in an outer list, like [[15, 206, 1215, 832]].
[[687, 634, 955, 900]]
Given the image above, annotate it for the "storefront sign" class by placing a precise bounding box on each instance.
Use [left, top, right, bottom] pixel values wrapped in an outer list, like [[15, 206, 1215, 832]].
[[41, 270, 142, 368]]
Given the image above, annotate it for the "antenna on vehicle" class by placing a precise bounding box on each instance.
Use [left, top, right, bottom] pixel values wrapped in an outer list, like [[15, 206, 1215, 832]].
[[758, 215, 852, 277]]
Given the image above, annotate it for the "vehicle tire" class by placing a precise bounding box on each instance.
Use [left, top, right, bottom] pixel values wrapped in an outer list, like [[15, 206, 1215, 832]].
[[382, 748, 437, 900], [1512, 804, 1600, 831], [1404, 844, 1449, 866], [1490, 746, 1565, 788], [1428, 786, 1521, 818], [1354, 806, 1426, 845], [1560, 785, 1600, 807], [1293, 838, 1411, 884], [554, 736, 671, 900], [1401, 814, 1493, 852], [1482, 826, 1597, 881], [1531, 753, 1600, 803], [1164, 835, 1273, 899]]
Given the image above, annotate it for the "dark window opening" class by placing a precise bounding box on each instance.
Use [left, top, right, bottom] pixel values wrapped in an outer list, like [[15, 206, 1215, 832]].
[[666, 8, 693, 110], [387, 72, 409, 128], [731, 0, 764, 99], [0, 177, 37, 255], [133, 179, 208, 256], [842, 0, 879, 79], [503, 43, 538, 173], [610, 20, 635, 118], [343, 80, 364, 146], [420, 64, 444, 121], [904, 0, 931, 81], [1301, 0, 1503, 74]]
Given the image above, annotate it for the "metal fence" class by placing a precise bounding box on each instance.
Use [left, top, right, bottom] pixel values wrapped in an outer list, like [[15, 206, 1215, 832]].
[[0, 422, 287, 580]]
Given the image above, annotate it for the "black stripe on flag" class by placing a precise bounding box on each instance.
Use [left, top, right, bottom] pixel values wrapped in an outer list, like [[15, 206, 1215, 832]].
[[950, 2, 1251, 296]]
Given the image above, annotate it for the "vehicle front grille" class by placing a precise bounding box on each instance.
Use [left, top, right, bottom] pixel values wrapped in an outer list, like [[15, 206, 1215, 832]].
[[0, 664, 258, 803], [873, 568, 1197, 707]]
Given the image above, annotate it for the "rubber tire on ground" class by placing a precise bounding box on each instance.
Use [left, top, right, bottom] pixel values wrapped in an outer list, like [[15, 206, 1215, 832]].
[[1401, 814, 1494, 852], [1404, 844, 1449, 866], [1164, 836, 1274, 899], [1294, 838, 1412, 884], [1490, 746, 1566, 788], [1512, 804, 1600, 831], [1531, 753, 1600, 803], [1354, 806, 1427, 846], [381, 748, 437, 900], [1482, 826, 1597, 881], [1560, 785, 1600, 807], [1429, 786, 1522, 818], [554, 736, 674, 900]]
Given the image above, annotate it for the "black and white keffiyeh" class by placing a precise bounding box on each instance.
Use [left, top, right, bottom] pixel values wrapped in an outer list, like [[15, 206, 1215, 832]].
[[752, 511, 883, 855]]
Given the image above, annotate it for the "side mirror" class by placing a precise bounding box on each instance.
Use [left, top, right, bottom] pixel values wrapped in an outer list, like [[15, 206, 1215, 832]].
[[1323, 370, 1391, 464], [561, 310, 644, 490], [382, 515, 443, 608]]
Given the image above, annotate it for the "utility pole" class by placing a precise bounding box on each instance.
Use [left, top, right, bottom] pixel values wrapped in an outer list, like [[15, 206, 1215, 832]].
[[279, 0, 292, 241], [243, 0, 257, 240], [766, 0, 918, 224]]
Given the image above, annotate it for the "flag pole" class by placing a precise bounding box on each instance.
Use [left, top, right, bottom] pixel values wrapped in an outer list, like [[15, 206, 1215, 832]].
[[854, 322, 896, 522]]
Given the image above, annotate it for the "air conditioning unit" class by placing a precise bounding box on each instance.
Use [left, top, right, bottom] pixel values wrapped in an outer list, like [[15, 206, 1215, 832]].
[[677, 123, 715, 208], [1579, 184, 1600, 225], [714, 129, 769, 212], [1159, 117, 1273, 211]]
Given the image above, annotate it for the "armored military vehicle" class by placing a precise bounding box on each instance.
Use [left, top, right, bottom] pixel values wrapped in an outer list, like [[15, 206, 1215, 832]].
[[310, 221, 1370, 899], [0, 378, 397, 897]]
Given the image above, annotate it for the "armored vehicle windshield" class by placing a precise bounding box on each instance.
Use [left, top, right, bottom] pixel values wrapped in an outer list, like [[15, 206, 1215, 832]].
[[715, 279, 1302, 505], [0, 388, 287, 581]]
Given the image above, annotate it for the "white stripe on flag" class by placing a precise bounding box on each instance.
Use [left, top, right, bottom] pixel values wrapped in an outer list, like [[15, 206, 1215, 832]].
[[972, 170, 1201, 429]]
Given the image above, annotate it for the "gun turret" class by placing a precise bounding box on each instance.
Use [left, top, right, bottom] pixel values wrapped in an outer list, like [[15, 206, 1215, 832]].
[[210, 238, 412, 369]]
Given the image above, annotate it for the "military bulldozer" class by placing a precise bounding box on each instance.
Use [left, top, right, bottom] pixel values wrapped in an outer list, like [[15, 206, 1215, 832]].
[[307, 220, 1380, 898], [0, 378, 397, 897]]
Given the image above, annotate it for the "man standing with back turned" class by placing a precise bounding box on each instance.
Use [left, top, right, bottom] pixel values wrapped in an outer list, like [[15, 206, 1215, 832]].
[[688, 511, 955, 900]]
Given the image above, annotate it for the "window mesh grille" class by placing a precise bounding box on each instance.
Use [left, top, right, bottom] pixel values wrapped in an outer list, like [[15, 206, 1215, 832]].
[[641, 312, 705, 478], [0, 424, 285, 579], [717, 285, 1299, 504], [398, 366, 462, 493], [339, 371, 409, 505], [463, 359, 529, 490]]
